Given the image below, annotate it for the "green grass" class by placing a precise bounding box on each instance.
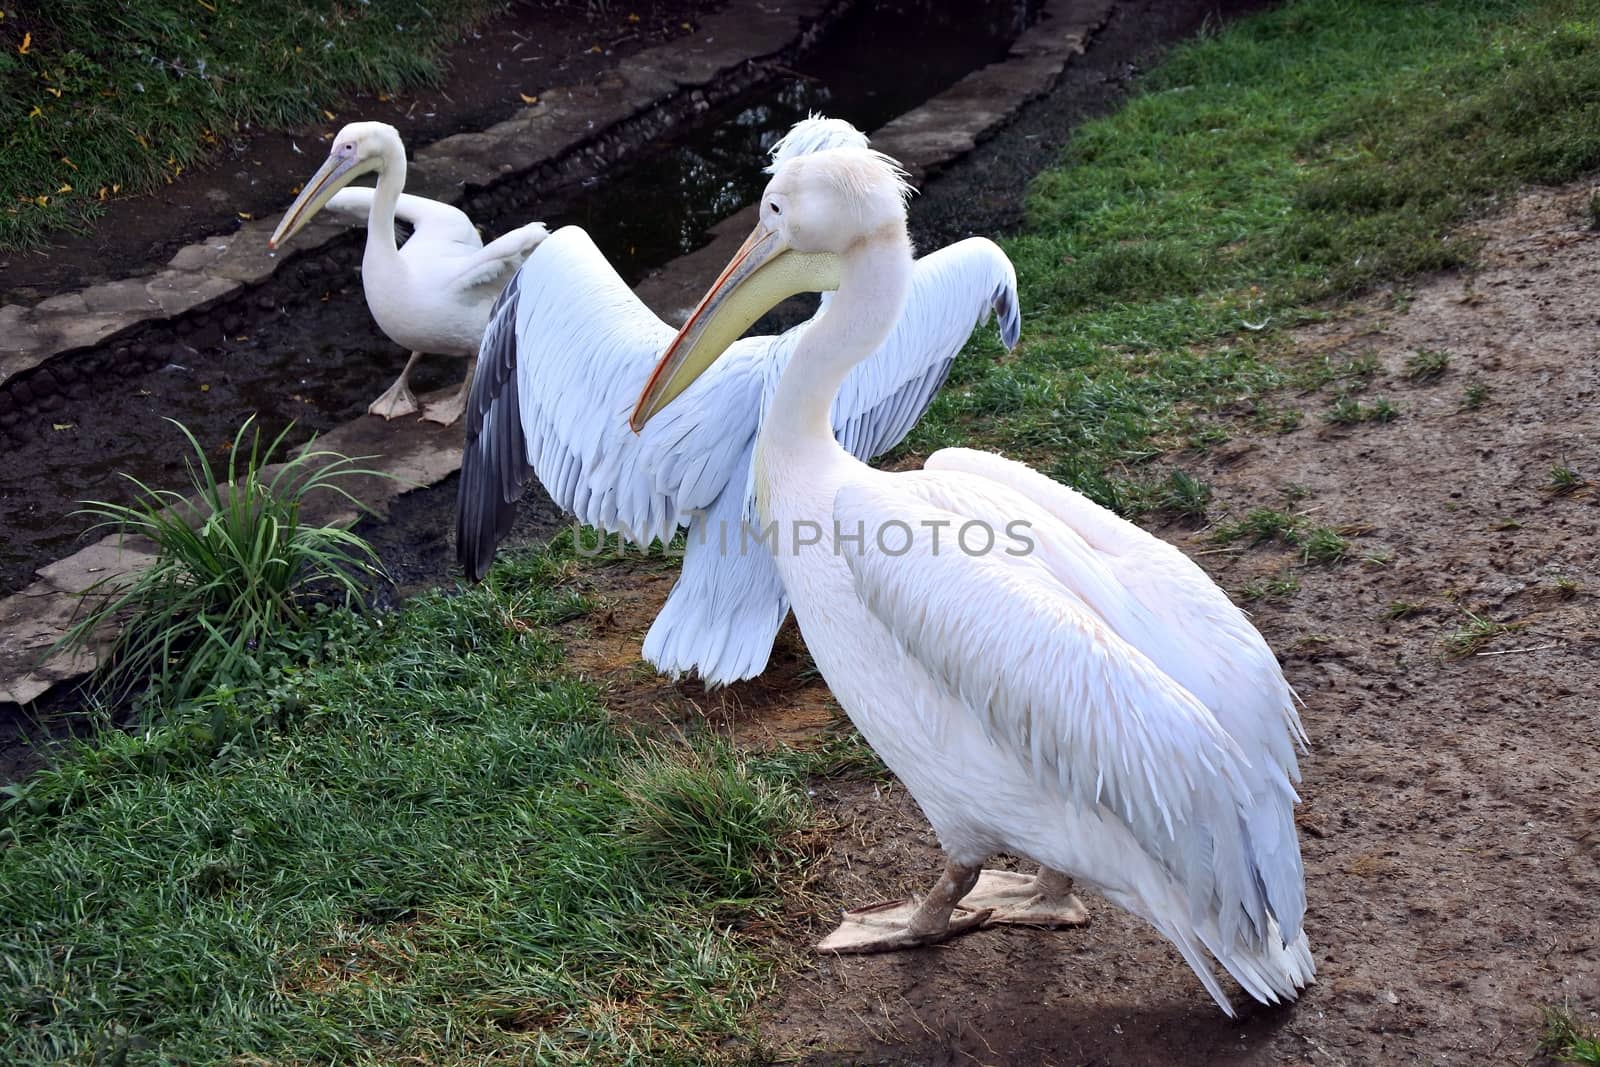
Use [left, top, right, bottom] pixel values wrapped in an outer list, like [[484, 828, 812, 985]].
[[903, 0, 1600, 512], [1, 544, 821, 1064], [59, 418, 387, 712], [1404, 348, 1452, 382], [1539, 1004, 1600, 1065], [0, 0, 505, 250]]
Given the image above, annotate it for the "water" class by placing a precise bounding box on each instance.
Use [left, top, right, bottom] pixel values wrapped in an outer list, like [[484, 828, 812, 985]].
[[558, 0, 1037, 283]]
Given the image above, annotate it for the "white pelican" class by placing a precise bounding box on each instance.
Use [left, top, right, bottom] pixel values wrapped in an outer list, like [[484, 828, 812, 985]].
[[270, 121, 549, 424], [458, 116, 1021, 686], [629, 147, 1314, 1016]]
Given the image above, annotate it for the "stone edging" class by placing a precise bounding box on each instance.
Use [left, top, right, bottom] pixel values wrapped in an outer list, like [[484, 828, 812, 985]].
[[0, 0, 1114, 706], [0, 0, 843, 390]]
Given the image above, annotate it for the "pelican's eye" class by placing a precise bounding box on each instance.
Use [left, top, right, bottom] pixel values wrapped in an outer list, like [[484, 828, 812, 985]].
[[768, 201, 781, 216]]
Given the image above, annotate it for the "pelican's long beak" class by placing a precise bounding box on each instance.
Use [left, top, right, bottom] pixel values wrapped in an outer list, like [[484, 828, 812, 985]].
[[269, 151, 369, 249], [630, 219, 840, 431]]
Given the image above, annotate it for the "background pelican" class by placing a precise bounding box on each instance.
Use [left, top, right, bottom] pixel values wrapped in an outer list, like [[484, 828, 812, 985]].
[[630, 146, 1314, 1016], [271, 121, 548, 424], [457, 116, 1021, 686]]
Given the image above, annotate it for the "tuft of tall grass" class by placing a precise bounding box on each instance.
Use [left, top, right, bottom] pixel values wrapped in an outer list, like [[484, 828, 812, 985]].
[[58, 418, 387, 711]]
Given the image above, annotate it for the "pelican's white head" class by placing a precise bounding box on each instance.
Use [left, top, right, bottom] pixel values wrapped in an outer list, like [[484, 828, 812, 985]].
[[270, 121, 403, 249], [757, 147, 913, 256], [765, 114, 869, 172], [631, 147, 914, 430]]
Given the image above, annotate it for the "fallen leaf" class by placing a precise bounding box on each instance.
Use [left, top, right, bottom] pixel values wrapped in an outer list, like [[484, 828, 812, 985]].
[[323, 109, 335, 120], [27, 105, 41, 119], [45, 87, 61, 98], [60, 156, 77, 170], [136, 389, 152, 397], [199, 383, 211, 392], [57, 183, 71, 193], [198, 0, 217, 11], [518, 92, 538, 105], [53, 423, 74, 431], [19, 31, 31, 54], [589, 44, 602, 53], [237, 211, 253, 220], [33, 195, 48, 207], [628, 13, 640, 22]]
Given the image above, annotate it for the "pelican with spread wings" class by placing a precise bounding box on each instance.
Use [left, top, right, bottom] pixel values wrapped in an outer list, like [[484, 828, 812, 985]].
[[457, 116, 1020, 686]]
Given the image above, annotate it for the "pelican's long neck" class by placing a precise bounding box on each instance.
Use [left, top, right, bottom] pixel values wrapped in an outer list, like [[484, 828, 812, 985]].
[[364, 139, 407, 263], [764, 225, 913, 455]]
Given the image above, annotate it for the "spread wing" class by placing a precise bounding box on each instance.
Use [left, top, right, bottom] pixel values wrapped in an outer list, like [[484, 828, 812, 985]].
[[457, 226, 768, 579], [830, 237, 1020, 461]]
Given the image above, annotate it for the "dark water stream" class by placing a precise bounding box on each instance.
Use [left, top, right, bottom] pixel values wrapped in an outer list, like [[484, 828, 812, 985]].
[[0, 0, 1036, 596]]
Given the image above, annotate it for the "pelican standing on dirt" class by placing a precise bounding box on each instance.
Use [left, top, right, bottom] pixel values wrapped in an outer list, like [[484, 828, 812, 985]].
[[458, 116, 1020, 686], [629, 146, 1314, 1016], [270, 121, 548, 424]]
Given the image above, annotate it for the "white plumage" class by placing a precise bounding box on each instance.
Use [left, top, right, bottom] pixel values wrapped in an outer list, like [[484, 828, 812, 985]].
[[630, 146, 1314, 1015], [457, 117, 1020, 686], [270, 121, 548, 424]]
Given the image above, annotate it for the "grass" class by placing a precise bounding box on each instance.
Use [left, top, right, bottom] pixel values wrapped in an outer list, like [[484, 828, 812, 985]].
[[1539, 1004, 1600, 1065], [1443, 609, 1524, 656], [1, 544, 823, 1064], [0, 0, 506, 250], [57, 418, 387, 712], [1548, 464, 1585, 494], [1238, 571, 1301, 603], [1404, 348, 1452, 382], [902, 0, 1600, 513]]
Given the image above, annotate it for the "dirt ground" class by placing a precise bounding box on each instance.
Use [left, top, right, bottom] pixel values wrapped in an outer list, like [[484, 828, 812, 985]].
[[562, 184, 1600, 1065]]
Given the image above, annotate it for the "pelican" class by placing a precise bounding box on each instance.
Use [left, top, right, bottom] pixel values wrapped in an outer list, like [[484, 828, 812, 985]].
[[458, 116, 1021, 686], [270, 121, 549, 424], [629, 147, 1314, 1016]]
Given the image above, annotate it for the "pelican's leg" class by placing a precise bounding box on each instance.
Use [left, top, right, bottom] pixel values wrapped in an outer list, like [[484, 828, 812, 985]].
[[816, 860, 993, 954], [959, 864, 1090, 928], [369, 351, 423, 420], [421, 354, 476, 426]]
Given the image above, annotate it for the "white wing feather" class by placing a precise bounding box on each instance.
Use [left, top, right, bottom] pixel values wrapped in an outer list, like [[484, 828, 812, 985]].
[[923, 448, 1309, 937], [324, 187, 481, 251], [836, 470, 1313, 1007], [459, 229, 1020, 687]]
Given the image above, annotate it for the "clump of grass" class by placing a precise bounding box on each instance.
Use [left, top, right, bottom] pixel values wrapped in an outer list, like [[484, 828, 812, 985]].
[[1443, 609, 1523, 657], [1538, 1004, 1600, 1065], [1213, 507, 1302, 547], [615, 740, 807, 904], [1547, 464, 1585, 495], [1158, 469, 1214, 521], [1300, 525, 1351, 564], [1404, 348, 1452, 381], [1385, 600, 1425, 620], [1462, 381, 1492, 409], [0, 0, 505, 250], [1239, 571, 1301, 602], [1327, 395, 1399, 425], [57, 418, 387, 710], [1549, 575, 1579, 599]]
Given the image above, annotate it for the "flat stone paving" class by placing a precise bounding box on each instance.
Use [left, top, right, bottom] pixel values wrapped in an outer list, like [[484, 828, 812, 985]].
[[0, 0, 1114, 706]]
